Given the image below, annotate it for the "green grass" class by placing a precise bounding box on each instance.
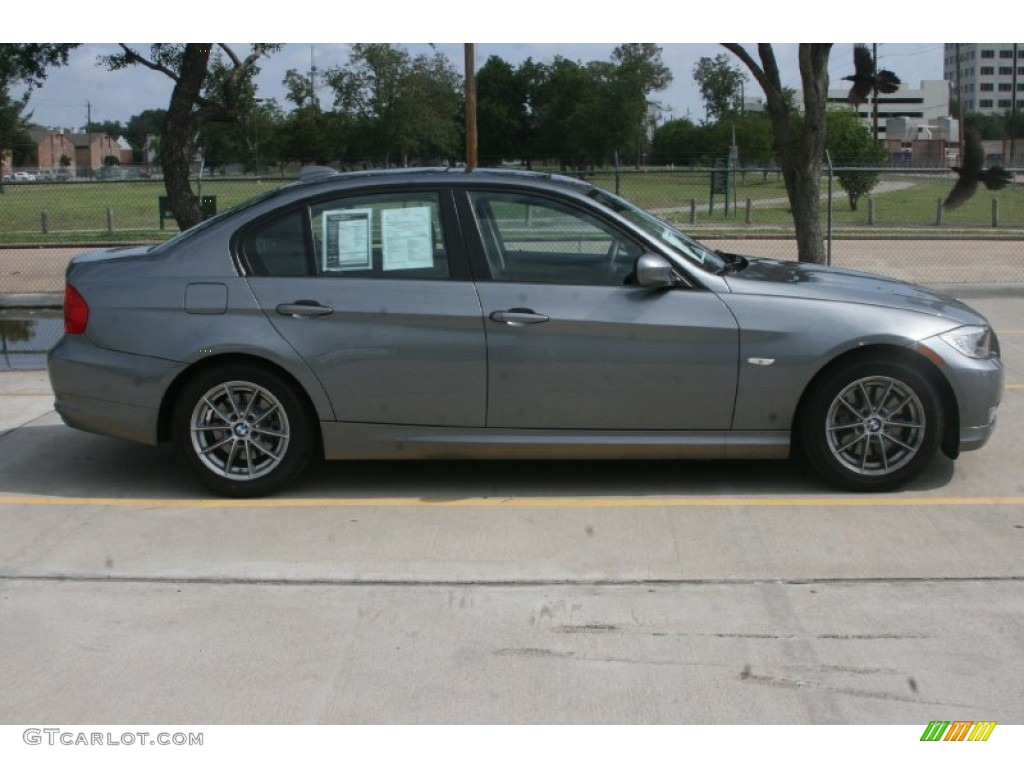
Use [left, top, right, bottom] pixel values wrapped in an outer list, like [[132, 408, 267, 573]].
[[0, 178, 288, 243], [0, 172, 1022, 245], [600, 171, 1024, 232]]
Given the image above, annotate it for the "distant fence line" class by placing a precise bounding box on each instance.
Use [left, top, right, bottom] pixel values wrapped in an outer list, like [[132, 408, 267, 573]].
[[0, 165, 1022, 294]]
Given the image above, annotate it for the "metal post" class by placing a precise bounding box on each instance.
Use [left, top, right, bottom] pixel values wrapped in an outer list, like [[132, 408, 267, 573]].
[[992, 198, 999, 228], [825, 151, 833, 266], [106, 208, 114, 232]]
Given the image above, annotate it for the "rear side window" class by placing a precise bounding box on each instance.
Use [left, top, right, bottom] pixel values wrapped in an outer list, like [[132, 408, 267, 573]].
[[239, 210, 313, 277], [310, 192, 450, 280]]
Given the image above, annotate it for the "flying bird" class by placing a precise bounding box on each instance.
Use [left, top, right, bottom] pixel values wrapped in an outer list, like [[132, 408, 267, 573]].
[[943, 127, 1014, 210], [843, 44, 901, 106]]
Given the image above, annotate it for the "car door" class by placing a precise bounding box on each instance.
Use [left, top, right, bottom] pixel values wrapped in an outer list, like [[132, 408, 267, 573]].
[[464, 188, 739, 431], [242, 189, 487, 428]]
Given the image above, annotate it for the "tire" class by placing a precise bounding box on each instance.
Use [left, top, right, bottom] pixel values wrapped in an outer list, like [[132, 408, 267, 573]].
[[172, 364, 314, 497], [798, 358, 943, 492]]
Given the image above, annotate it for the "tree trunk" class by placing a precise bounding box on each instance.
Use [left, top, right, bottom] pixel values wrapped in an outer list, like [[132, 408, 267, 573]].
[[161, 44, 212, 231], [723, 43, 831, 264]]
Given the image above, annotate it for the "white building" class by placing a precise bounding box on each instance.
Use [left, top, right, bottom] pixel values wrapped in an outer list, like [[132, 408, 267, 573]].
[[826, 80, 952, 139], [944, 43, 1024, 115]]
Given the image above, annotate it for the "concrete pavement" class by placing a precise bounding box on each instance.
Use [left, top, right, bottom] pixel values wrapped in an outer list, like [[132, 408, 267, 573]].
[[0, 294, 1022, 724]]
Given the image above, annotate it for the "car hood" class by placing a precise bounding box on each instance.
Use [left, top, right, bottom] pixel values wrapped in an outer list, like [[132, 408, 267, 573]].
[[720, 256, 986, 325]]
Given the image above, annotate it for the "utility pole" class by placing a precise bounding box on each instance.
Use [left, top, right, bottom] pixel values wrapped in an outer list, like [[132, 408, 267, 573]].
[[309, 45, 318, 111], [464, 44, 478, 170]]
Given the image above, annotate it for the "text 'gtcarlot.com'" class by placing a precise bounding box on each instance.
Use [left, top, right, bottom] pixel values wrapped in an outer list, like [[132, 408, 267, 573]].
[[23, 729, 203, 746]]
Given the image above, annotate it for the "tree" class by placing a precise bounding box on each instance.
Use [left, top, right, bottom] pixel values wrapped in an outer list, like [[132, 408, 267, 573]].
[[692, 54, 747, 123], [651, 117, 701, 165], [124, 109, 167, 163], [722, 44, 833, 264], [476, 55, 530, 162], [86, 119, 125, 138], [0, 44, 78, 193], [324, 44, 462, 167], [102, 44, 280, 229], [826, 109, 889, 210], [611, 44, 673, 165]]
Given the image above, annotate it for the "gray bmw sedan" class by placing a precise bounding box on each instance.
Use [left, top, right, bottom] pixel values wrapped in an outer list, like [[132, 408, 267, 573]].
[[48, 168, 1003, 496]]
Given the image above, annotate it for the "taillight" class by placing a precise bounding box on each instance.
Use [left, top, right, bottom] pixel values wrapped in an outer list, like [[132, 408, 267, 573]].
[[64, 284, 89, 334]]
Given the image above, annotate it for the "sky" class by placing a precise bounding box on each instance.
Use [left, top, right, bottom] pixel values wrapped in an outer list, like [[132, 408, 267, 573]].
[[3, 2, 1006, 133], [18, 43, 949, 132]]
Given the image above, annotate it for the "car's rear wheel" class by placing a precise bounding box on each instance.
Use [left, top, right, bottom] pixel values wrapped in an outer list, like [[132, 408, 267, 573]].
[[799, 358, 943, 492], [173, 364, 313, 497]]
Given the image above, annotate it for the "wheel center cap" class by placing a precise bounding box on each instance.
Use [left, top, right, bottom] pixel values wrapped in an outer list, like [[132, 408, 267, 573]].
[[865, 417, 883, 433], [234, 423, 250, 437]]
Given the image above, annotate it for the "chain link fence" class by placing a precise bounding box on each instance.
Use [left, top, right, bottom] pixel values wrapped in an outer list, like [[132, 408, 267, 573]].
[[1, 165, 1022, 296]]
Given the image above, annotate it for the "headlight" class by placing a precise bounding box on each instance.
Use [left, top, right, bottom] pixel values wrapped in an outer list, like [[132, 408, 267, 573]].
[[939, 325, 999, 359]]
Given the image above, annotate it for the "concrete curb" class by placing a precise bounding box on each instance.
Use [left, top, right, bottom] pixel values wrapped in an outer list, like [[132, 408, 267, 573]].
[[0, 294, 62, 309]]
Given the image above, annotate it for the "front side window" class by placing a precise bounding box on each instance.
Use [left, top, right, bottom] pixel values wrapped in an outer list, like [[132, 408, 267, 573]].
[[586, 187, 728, 273], [310, 191, 450, 280], [469, 191, 642, 286]]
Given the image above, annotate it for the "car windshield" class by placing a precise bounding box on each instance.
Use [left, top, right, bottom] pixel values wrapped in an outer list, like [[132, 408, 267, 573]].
[[586, 187, 727, 272]]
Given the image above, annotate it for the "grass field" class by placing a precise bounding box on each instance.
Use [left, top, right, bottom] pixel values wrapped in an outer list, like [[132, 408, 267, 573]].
[[0, 170, 1022, 246]]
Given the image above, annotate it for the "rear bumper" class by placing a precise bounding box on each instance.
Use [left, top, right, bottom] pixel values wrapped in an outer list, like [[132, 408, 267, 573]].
[[47, 335, 184, 446]]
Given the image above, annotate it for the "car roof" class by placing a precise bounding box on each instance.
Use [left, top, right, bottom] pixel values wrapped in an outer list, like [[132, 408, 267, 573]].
[[292, 165, 595, 195]]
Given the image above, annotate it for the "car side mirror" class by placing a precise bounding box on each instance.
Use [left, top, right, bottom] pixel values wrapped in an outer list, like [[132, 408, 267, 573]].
[[634, 254, 681, 289]]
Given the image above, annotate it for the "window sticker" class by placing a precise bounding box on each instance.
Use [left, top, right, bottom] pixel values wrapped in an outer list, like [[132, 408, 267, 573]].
[[382, 206, 434, 271], [322, 209, 372, 271]]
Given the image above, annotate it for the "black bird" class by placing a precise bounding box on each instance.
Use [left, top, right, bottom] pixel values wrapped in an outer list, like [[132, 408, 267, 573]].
[[843, 44, 901, 106], [943, 127, 1014, 210]]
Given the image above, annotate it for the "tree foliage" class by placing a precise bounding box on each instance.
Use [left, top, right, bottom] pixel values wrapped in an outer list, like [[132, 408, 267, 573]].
[[323, 44, 462, 166], [0, 44, 78, 190], [826, 108, 889, 210], [692, 54, 747, 123], [485, 45, 671, 168]]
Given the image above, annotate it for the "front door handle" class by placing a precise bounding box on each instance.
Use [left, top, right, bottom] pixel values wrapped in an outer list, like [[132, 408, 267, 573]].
[[276, 300, 333, 317], [489, 308, 550, 326]]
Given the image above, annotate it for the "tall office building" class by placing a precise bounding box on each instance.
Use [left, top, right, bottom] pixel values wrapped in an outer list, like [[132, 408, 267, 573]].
[[944, 44, 1024, 115]]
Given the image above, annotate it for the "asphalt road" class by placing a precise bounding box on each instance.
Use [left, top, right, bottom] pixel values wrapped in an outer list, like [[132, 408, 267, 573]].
[[0, 294, 1022, 725]]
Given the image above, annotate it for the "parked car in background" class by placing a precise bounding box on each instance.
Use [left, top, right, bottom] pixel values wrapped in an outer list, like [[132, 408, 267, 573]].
[[48, 167, 1004, 496]]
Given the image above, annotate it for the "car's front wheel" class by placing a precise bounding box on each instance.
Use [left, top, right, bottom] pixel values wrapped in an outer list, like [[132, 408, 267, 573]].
[[172, 364, 314, 497], [799, 358, 944, 492]]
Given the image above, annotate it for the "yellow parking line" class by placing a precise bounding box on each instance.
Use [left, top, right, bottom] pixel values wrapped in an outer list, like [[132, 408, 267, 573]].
[[0, 495, 1022, 509]]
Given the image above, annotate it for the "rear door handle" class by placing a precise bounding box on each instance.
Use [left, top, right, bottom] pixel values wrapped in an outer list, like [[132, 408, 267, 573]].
[[489, 308, 550, 326], [276, 300, 333, 317]]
